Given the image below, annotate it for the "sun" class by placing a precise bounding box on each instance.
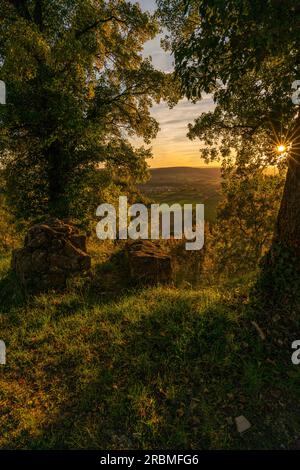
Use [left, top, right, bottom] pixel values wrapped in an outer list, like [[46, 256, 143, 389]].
[[266, 117, 300, 165], [276, 144, 287, 154]]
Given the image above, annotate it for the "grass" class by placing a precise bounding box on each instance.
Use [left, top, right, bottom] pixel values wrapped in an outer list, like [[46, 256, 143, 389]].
[[1, 251, 300, 450]]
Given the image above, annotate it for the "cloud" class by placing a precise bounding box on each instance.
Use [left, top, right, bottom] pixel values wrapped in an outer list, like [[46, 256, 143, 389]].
[[145, 97, 216, 167], [133, 1, 216, 167], [133, 96, 216, 168], [143, 33, 174, 72]]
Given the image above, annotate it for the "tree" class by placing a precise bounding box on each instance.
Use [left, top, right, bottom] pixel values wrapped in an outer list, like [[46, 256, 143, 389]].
[[0, 0, 174, 221], [205, 163, 284, 279], [157, 1, 300, 262]]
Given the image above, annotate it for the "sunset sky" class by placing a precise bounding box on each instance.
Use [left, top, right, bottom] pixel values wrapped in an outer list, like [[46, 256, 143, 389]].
[[137, 0, 215, 168]]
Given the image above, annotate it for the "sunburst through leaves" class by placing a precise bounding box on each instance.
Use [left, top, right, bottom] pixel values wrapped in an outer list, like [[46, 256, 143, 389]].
[[267, 118, 300, 165]]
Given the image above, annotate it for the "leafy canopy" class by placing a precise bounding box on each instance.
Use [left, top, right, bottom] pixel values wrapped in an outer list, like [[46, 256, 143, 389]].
[[158, 0, 300, 168], [0, 0, 175, 221]]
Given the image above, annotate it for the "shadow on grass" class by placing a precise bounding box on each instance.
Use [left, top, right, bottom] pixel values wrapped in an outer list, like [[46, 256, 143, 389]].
[[0, 268, 26, 314], [0, 249, 132, 317], [1, 246, 300, 450], [2, 284, 300, 450]]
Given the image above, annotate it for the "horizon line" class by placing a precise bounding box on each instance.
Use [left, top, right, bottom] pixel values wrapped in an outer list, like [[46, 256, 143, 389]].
[[149, 165, 221, 170]]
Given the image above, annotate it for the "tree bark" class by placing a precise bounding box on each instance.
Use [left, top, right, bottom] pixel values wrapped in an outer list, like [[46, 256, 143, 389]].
[[276, 152, 300, 251], [46, 141, 70, 218], [258, 150, 300, 302]]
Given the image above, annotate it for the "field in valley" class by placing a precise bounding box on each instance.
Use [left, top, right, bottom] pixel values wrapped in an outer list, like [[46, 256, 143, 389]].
[[139, 167, 222, 223]]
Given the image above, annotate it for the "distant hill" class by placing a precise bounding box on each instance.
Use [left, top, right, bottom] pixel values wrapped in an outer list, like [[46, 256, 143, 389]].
[[139, 167, 222, 222]]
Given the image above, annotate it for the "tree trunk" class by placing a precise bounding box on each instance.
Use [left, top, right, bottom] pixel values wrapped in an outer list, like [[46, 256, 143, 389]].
[[46, 141, 70, 218], [276, 153, 300, 251], [260, 150, 300, 303]]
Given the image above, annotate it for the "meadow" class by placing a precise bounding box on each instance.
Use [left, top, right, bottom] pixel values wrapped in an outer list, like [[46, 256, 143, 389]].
[[139, 167, 221, 223], [1, 239, 300, 450]]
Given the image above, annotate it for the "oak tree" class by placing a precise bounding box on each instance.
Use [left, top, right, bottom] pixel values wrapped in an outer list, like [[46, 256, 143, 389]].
[[158, 0, 300, 273], [0, 0, 172, 221]]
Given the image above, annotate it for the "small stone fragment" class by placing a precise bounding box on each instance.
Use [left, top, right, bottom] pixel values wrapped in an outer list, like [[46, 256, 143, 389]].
[[235, 415, 251, 433]]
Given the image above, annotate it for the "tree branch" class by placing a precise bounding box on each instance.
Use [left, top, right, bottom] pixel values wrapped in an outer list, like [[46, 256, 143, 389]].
[[75, 16, 126, 39]]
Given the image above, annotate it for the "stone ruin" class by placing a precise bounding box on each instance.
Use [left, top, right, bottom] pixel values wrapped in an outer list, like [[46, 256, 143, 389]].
[[11, 221, 174, 292], [12, 219, 91, 291], [126, 240, 173, 285]]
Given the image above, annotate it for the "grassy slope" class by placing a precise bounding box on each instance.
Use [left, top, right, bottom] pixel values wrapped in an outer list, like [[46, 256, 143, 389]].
[[0, 253, 300, 450]]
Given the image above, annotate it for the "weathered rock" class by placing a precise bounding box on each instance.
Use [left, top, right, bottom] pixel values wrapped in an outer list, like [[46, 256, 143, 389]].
[[235, 415, 251, 433], [126, 240, 173, 285], [12, 218, 91, 291]]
